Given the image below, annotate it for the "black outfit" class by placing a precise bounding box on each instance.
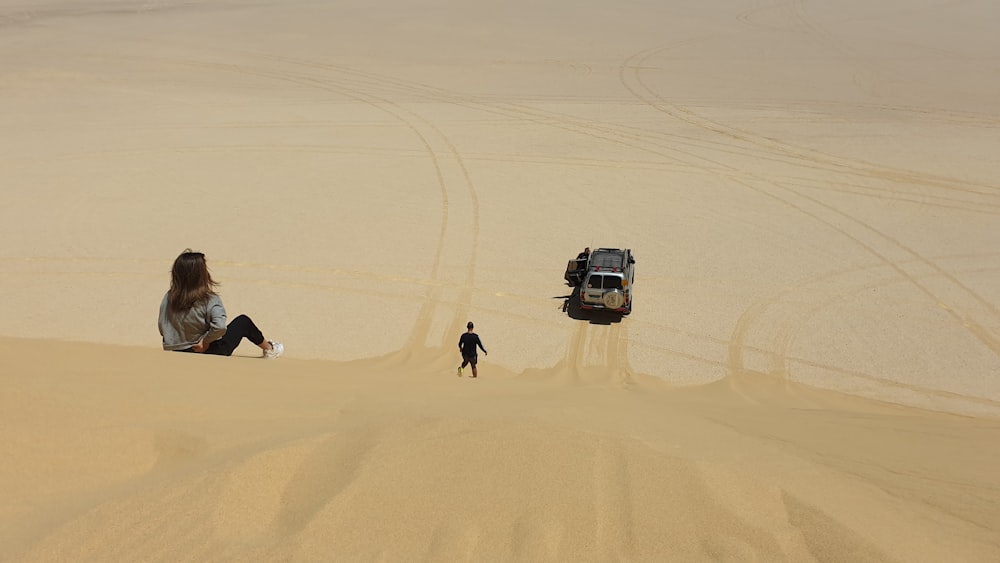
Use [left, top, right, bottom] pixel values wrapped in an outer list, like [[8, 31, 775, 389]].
[[459, 332, 487, 365], [181, 314, 265, 356]]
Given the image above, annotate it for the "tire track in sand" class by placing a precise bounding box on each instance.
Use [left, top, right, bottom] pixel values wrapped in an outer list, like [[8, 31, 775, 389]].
[[247, 52, 485, 354], [248, 53, 639, 379], [92, 52, 482, 356], [621, 45, 1000, 199], [262, 48, 1000, 216], [617, 43, 1000, 396]]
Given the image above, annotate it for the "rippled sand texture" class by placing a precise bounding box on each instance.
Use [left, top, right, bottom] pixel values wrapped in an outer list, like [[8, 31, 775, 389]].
[[3, 342, 999, 561], [1, 0, 999, 560]]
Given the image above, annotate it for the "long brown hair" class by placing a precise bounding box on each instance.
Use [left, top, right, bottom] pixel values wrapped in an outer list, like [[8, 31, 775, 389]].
[[167, 249, 219, 313]]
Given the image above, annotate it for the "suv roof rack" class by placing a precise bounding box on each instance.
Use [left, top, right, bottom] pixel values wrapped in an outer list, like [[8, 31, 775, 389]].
[[589, 248, 629, 271]]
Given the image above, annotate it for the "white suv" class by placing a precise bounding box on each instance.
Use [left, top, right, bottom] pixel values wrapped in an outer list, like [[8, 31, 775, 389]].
[[569, 248, 635, 315]]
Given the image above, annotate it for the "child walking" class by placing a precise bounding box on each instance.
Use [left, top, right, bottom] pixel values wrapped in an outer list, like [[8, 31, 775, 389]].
[[457, 321, 487, 377]]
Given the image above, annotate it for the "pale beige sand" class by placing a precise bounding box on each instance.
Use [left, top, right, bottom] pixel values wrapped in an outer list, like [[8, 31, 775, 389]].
[[2, 0, 1000, 560], [2, 340, 999, 561]]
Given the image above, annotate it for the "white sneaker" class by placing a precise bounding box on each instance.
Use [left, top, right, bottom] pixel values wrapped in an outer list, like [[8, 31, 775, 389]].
[[263, 340, 284, 359]]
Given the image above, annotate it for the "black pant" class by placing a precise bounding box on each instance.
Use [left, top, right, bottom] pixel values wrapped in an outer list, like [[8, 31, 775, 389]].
[[206, 314, 265, 356]]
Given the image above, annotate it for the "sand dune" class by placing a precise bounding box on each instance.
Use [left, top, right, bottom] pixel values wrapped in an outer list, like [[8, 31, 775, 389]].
[[3, 339, 999, 561], [2, 0, 999, 560]]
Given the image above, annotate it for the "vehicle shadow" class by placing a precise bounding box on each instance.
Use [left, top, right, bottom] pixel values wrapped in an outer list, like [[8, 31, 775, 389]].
[[555, 292, 623, 325]]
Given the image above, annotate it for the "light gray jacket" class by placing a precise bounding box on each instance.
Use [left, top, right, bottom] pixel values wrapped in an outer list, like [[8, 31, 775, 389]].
[[158, 292, 227, 351]]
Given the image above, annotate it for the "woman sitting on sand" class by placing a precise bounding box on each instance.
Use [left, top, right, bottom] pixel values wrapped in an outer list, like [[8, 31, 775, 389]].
[[158, 249, 283, 359]]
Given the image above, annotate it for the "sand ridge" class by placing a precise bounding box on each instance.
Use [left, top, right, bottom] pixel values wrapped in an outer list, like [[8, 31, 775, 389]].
[[2, 339, 999, 561]]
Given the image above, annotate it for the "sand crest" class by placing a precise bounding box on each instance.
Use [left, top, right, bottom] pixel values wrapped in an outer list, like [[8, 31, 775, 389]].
[[2, 340, 999, 561]]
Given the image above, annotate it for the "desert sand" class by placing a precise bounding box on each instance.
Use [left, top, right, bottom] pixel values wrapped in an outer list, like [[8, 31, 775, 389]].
[[1, 0, 999, 560]]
